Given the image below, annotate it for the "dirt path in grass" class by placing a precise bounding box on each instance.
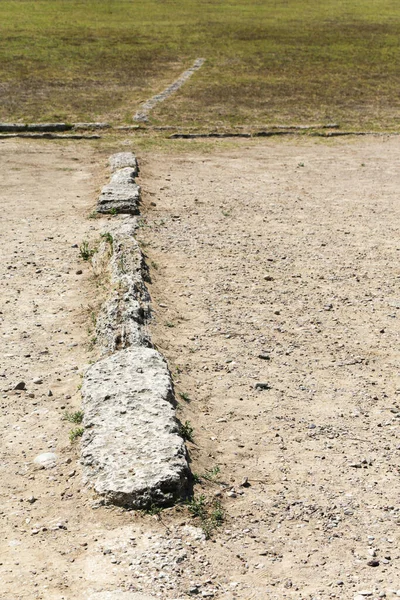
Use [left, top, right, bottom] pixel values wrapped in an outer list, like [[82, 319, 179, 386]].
[[1, 136, 400, 600]]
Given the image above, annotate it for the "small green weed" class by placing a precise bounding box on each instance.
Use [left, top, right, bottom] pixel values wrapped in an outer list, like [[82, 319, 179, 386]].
[[79, 241, 95, 261], [109, 208, 117, 216], [187, 494, 207, 518], [101, 231, 114, 253], [69, 427, 84, 442], [165, 321, 175, 328], [63, 410, 84, 424], [179, 391, 191, 403], [187, 495, 225, 539], [151, 260, 159, 270], [88, 211, 100, 219], [202, 465, 221, 482], [180, 420, 194, 442], [141, 503, 162, 516]]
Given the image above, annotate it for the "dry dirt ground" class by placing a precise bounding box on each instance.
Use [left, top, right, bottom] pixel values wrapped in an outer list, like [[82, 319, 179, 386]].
[[1, 137, 400, 600]]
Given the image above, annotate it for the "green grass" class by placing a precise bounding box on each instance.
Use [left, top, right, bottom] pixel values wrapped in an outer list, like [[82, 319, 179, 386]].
[[1, 0, 400, 129]]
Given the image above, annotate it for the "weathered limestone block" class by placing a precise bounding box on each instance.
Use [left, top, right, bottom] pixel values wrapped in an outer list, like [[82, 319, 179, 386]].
[[97, 181, 141, 215], [81, 347, 190, 508], [94, 222, 150, 354], [109, 152, 139, 175]]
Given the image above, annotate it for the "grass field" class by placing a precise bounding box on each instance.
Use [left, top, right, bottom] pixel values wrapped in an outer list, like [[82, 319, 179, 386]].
[[1, 0, 400, 129]]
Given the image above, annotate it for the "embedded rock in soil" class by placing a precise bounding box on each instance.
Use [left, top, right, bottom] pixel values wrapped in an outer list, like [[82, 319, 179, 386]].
[[109, 152, 138, 174], [97, 181, 141, 215], [81, 346, 190, 508], [93, 222, 150, 354]]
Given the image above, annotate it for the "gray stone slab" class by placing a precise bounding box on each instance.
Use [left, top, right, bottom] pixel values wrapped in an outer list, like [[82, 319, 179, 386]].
[[94, 222, 150, 353], [110, 167, 137, 186], [0, 123, 73, 132], [109, 152, 138, 174], [97, 182, 141, 214], [81, 347, 190, 508]]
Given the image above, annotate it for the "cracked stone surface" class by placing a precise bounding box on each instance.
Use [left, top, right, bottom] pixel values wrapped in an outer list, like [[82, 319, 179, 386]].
[[109, 152, 139, 174], [81, 347, 190, 508], [94, 220, 151, 354]]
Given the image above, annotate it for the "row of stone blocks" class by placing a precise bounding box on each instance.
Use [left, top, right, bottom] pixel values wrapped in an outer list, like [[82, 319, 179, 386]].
[[81, 153, 190, 508]]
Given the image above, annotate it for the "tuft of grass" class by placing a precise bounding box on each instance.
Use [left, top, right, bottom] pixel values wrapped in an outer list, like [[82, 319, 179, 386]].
[[69, 427, 84, 442], [88, 211, 100, 220], [101, 231, 114, 252], [63, 410, 84, 424], [79, 241, 95, 261], [202, 465, 221, 482], [179, 391, 191, 403], [141, 503, 162, 516], [165, 321, 175, 328], [187, 495, 225, 539], [180, 420, 194, 442]]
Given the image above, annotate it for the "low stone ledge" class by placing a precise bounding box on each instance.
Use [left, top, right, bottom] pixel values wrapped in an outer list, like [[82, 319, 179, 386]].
[[94, 221, 150, 354], [0, 122, 73, 132], [97, 153, 141, 215], [81, 347, 190, 508], [83, 153, 190, 508], [97, 182, 141, 214], [109, 152, 139, 174]]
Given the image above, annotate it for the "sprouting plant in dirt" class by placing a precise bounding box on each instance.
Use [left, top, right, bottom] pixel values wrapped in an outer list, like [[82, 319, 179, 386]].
[[165, 321, 175, 328], [88, 335, 97, 351], [69, 427, 84, 442], [192, 472, 201, 484], [118, 256, 127, 274], [151, 260, 158, 270], [79, 241, 95, 261], [63, 410, 84, 424], [179, 391, 191, 403], [141, 503, 162, 516], [187, 495, 225, 539], [101, 231, 114, 254], [88, 211, 100, 219], [202, 465, 221, 482], [109, 207, 117, 216], [180, 420, 194, 442]]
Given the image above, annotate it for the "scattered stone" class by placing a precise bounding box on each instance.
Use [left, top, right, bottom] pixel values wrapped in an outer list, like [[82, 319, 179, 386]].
[[258, 353, 270, 360], [367, 559, 380, 567], [240, 476, 251, 487], [255, 382, 271, 390], [47, 390, 53, 397], [14, 381, 26, 390], [32, 377, 43, 384], [33, 452, 57, 469]]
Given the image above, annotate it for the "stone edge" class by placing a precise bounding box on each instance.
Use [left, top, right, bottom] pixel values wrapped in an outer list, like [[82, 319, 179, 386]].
[[81, 152, 191, 508]]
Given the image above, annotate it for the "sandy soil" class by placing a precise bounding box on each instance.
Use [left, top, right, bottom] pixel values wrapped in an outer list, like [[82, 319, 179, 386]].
[[139, 137, 400, 599], [1, 136, 400, 600]]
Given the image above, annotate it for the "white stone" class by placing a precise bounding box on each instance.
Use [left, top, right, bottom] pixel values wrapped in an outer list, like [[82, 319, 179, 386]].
[[33, 452, 57, 468], [81, 347, 189, 508]]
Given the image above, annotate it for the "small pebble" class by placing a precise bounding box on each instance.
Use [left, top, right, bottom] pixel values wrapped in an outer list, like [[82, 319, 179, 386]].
[[14, 381, 26, 390]]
